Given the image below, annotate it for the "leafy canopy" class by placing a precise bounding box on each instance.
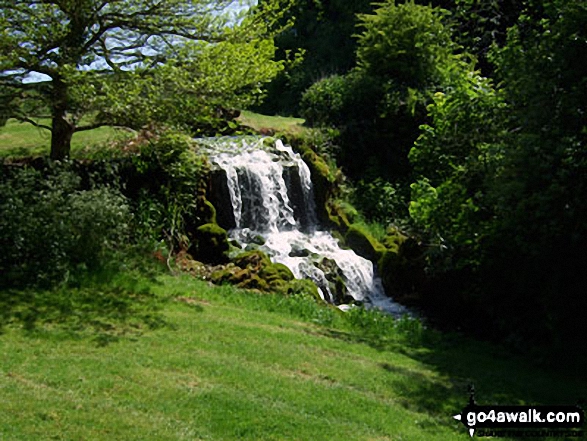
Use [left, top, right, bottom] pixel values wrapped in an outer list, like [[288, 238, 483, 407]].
[[0, 0, 287, 158]]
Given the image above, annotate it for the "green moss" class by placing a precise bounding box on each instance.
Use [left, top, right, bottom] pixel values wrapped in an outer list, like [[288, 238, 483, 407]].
[[209, 250, 298, 294], [271, 263, 295, 281], [286, 279, 322, 301], [238, 274, 269, 291], [291, 143, 336, 224], [345, 224, 386, 262], [234, 250, 272, 270], [193, 223, 229, 264], [377, 238, 425, 305], [197, 198, 217, 225], [210, 266, 235, 285]]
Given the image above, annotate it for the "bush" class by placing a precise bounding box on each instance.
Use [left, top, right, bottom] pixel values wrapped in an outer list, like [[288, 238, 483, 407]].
[[351, 178, 409, 224], [131, 129, 208, 250], [300, 75, 350, 127], [300, 71, 381, 130], [356, 0, 456, 88], [0, 165, 131, 289]]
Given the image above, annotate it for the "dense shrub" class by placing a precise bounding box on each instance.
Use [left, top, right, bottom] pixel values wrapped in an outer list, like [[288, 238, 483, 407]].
[[300, 1, 469, 181], [300, 70, 382, 128], [131, 129, 208, 250], [406, 0, 587, 353], [0, 165, 131, 289], [300, 75, 348, 127], [351, 178, 409, 225], [356, 0, 457, 89]]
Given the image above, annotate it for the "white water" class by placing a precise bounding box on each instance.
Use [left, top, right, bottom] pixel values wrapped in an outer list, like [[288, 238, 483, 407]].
[[204, 137, 407, 315]]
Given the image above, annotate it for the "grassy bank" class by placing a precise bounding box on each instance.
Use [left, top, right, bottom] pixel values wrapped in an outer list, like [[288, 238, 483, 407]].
[[237, 111, 307, 137], [0, 112, 303, 159], [0, 119, 131, 158], [1, 273, 584, 440]]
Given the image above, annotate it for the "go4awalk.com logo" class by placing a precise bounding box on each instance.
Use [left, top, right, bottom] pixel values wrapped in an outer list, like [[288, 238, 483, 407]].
[[453, 387, 585, 437]]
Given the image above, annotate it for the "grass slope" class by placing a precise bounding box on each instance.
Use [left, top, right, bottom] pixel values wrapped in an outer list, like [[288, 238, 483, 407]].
[[0, 119, 130, 158], [237, 111, 307, 137], [1, 274, 584, 440], [0, 112, 302, 159]]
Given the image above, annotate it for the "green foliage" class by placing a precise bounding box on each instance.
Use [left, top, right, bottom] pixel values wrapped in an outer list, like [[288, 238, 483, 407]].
[[356, 0, 457, 88], [132, 129, 207, 250], [300, 1, 471, 181], [351, 178, 409, 224], [405, 0, 587, 351], [299, 75, 349, 127], [96, 38, 285, 135], [258, 0, 374, 114], [410, 75, 506, 185], [449, 0, 525, 75], [408, 73, 506, 270], [482, 0, 587, 349], [0, 0, 288, 158], [300, 70, 381, 129], [0, 165, 131, 289]]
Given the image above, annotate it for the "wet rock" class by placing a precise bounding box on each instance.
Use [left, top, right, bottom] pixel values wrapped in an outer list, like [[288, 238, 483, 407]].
[[209, 168, 236, 230], [314, 257, 349, 304], [289, 247, 311, 258]]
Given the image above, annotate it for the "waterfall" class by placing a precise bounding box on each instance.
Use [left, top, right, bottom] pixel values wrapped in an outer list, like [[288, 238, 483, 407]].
[[202, 137, 407, 315]]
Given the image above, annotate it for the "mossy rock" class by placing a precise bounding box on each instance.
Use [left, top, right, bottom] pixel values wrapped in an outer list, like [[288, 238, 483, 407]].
[[327, 201, 352, 232], [286, 278, 322, 302], [271, 263, 295, 281], [193, 223, 229, 264], [210, 265, 245, 285], [212, 250, 296, 294], [377, 238, 426, 304], [315, 257, 350, 305], [238, 274, 269, 291], [234, 250, 272, 270], [345, 224, 386, 262], [296, 145, 336, 224], [381, 226, 407, 253], [196, 198, 217, 225]]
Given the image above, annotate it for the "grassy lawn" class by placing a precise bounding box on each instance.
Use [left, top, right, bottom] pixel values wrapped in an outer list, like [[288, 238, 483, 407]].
[[1, 112, 305, 159], [237, 110, 307, 137], [0, 119, 132, 159], [1, 273, 584, 440]]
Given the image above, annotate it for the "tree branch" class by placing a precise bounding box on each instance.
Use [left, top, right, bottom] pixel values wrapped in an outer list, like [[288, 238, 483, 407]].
[[75, 121, 112, 132], [14, 116, 52, 131]]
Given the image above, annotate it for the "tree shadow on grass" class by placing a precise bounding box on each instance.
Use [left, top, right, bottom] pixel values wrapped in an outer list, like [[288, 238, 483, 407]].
[[0, 281, 172, 346], [321, 325, 587, 430]]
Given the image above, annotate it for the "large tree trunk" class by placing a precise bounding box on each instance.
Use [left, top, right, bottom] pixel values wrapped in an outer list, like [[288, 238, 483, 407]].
[[50, 113, 74, 160], [49, 79, 74, 160]]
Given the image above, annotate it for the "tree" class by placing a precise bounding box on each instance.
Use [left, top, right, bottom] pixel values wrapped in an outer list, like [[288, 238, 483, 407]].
[[407, 0, 587, 350], [485, 0, 587, 349], [257, 0, 374, 114], [0, 0, 286, 159], [300, 1, 466, 180]]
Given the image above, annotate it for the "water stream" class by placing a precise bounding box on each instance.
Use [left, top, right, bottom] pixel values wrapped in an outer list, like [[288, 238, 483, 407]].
[[201, 137, 407, 315]]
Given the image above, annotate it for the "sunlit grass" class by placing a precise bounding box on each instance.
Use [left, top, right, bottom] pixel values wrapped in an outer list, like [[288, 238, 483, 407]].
[[1, 272, 584, 440], [0, 119, 132, 159], [238, 110, 307, 136]]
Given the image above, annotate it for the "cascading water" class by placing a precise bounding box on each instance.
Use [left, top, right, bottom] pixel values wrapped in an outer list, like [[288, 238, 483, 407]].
[[201, 137, 407, 315]]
